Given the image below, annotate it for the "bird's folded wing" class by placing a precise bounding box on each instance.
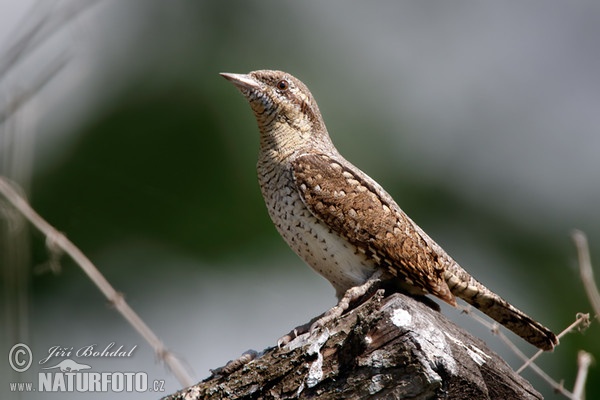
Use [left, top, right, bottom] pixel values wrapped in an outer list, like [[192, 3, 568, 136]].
[[291, 152, 455, 305]]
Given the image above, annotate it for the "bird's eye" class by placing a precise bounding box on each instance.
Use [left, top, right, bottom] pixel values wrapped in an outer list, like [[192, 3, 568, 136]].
[[276, 80, 289, 91]]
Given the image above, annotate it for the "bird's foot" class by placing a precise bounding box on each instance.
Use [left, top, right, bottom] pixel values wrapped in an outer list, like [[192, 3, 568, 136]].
[[278, 270, 384, 347], [210, 349, 259, 377], [278, 323, 311, 347], [310, 269, 384, 333]]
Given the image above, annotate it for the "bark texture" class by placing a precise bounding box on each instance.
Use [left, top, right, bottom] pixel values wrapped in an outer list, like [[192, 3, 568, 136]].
[[163, 291, 542, 400]]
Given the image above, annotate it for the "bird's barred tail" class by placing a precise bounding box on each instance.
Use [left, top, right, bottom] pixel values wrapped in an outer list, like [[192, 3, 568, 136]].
[[444, 266, 558, 351]]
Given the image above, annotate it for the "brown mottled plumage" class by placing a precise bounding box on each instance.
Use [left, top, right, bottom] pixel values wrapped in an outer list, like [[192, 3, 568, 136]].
[[221, 70, 558, 351]]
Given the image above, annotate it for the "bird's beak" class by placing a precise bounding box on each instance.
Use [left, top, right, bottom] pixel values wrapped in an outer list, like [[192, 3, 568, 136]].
[[220, 72, 260, 91]]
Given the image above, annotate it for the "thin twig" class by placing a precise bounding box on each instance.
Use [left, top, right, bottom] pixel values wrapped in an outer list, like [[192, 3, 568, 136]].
[[572, 351, 593, 400], [526, 358, 574, 400], [0, 177, 194, 387], [0, 0, 101, 80], [459, 304, 578, 399], [0, 55, 69, 125], [494, 328, 576, 399], [516, 348, 544, 375], [572, 230, 600, 320], [516, 313, 590, 374]]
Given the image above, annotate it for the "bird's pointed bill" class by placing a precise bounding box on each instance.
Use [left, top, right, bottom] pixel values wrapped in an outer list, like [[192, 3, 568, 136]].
[[220, 72, 259, 90]]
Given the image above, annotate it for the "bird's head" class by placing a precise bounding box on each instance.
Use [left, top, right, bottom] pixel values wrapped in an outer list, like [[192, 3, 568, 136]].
[[221, 70, 332, 157]]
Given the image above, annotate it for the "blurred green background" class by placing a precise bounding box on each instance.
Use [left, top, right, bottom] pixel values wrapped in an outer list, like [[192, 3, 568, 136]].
[[1, 1, 598, 399]]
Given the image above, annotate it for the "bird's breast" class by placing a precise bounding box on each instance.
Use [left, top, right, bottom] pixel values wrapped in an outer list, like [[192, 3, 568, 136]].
[[257, 159, 376, 298]]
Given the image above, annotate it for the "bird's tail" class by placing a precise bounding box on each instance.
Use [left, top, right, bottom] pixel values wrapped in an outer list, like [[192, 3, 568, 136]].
[[444, 265, 558, 351]]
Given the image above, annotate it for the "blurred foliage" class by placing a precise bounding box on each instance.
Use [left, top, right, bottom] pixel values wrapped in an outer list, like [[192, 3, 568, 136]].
[[32, 83, 272, 261]]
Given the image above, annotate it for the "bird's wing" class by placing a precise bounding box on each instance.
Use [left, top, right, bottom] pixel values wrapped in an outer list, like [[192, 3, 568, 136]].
[[291, 152, 455, 305]]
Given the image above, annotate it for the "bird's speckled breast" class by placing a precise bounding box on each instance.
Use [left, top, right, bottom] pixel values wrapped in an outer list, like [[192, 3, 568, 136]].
[[258, 158, 376, 298]]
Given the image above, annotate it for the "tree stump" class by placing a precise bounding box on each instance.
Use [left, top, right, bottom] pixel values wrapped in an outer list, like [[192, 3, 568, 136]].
[[163, 290, 542, 399]]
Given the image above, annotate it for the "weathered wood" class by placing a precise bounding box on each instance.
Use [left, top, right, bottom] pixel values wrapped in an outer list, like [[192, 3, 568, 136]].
[[163, 291, 542, 399]]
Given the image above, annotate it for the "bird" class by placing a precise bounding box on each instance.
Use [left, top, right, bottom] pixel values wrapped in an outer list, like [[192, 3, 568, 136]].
[[220, 69, 558, 351]]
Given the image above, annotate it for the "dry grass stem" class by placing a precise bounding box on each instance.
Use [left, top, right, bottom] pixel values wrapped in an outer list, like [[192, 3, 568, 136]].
[[572, 230, 600, 320], [516, 313, 590, 374], [0, 0, 100, 79], [572, 351, 593, 400], [0, 177, 194, 387], [459, 305, 581, 399], [461, 230, 600, 399]]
